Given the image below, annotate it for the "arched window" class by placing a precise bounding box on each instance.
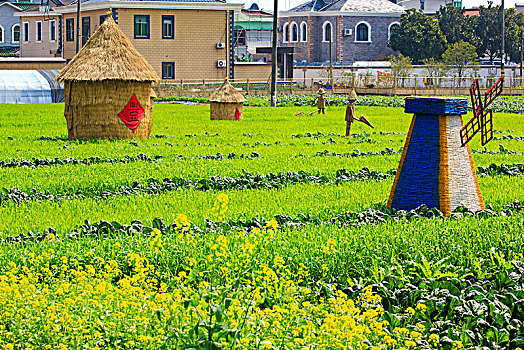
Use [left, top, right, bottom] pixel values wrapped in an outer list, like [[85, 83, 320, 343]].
[[12, 24, 20, 43], [388, 22, 400, 41], [300, 21, 307, 42], [282, 22, 289, 42], [290, 22, 298, 42], [322, 21, 332, 42], [0, 26, 4, 43], [355, 22, 370, 42]]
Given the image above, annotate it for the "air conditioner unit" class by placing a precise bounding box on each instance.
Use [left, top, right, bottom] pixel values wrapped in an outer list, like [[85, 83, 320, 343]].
[[344, 28, 352, 36], [217, 60, 227, 68], [216, 42, 226, 49]]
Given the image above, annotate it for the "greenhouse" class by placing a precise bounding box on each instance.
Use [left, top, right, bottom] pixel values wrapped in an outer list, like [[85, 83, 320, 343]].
[[0, 70, 64, 104]]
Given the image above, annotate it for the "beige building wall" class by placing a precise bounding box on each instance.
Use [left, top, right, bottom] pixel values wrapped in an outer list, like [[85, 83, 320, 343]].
[[20, 15, 61, 57], [234, 62, 271, 81], [0, 60, 66, 70], [62, 9, 113, 59], [62, 8, 230, 80]]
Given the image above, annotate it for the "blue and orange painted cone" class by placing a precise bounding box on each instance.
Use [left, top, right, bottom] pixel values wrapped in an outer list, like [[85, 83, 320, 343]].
[[387, 97, 484, 216]]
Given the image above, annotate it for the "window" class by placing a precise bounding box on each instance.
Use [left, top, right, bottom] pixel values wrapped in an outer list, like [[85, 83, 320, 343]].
[[420, 0, 424, 10], [82, 17, 90, 46], [322, 21, 332, 42], [234, 29, 245, 45], [134, 15, 149, 39], [290, 22, 298, 42], [49, 20, 56, 41], [12, 24, 20, 43], [66, 18, 74, 41], [355, 22, 370, 42], [162, 62, 175, 79], [23, 22, 28, 42], [282, 22, 288, 42], [388, 22, 400, 41], [453, 0, 461, 7], [0, 26, 3, 43], [100, 15, 107, 25], [36, 21, 42, 42], [300, 22, 307, 42], [162, 15, 174, 39]]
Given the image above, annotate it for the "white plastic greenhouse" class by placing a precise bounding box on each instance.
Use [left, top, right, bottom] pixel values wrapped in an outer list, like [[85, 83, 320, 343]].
[[0, 70, 64, 104]]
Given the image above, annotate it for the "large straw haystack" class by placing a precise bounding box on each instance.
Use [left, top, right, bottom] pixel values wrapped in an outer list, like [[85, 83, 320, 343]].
[[56, 13, 159, 140], [209, 78, 247, 121]]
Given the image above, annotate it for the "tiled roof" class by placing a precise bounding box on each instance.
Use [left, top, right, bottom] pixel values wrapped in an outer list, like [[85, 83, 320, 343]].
[[286, 0, 404, 13], [13, 2, 38, 9]]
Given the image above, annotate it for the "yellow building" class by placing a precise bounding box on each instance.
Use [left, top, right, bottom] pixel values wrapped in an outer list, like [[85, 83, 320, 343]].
[[17, 0, 243, 80]]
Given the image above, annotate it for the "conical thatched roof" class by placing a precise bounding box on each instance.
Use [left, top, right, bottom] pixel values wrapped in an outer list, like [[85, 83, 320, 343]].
[[209, 78, 247, 103], [56, 14, 159, 83]]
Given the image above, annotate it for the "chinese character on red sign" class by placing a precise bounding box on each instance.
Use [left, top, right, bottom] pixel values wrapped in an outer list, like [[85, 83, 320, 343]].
[[118, 93, 145, 132]]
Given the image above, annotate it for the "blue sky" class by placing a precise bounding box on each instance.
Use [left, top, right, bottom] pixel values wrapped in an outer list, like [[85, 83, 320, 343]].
[[249, 0, 515, 12]]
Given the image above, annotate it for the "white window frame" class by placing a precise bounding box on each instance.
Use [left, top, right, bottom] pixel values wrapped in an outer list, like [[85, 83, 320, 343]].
[[23, 22, 29, 42], [0, 25, 4, 43], [300, 21, 308, 42], [322, 21, 333, 42], [11, 24, 20, 44], [354, 21, 371, 43], [282, 22, 289, 43], [49, 19, 56, 42], [388, 21, 400, 41], [35, 20, 42, 42], [290, 21, 298, 42]]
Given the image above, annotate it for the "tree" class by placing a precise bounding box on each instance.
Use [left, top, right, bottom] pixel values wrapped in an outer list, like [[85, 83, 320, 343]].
[[389, 9, 447, 63], [442, 41, 478, 85], [422, 58, 448, 87], [475, 4, 524, 63], [388, 53, 413, 87], [475, 3, 501, 62], [504, 10, 524, 64], [437, 4, 478, 47]]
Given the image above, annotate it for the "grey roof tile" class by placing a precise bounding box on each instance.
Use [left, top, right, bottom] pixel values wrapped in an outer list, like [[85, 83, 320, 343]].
[[286, 0, 404, 13]]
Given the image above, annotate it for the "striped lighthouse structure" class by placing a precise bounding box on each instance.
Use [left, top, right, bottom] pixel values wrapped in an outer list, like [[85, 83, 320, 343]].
[[387, 97, 484, 216]]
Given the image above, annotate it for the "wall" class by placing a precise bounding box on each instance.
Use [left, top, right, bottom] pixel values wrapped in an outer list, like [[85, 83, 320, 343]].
[[234, 62, 271, 81], [19, 14, 60, 57], [396, 0, 452, 15], [0, 57, 65, 69], [0, 4, 21, 48], [280, 14, 399, 64], [62, 8, 230, 81]]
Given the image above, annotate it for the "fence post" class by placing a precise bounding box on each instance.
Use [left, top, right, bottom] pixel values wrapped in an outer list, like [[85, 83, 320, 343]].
[[453, 77, 457, 95], [311, 78, 314, 94], [393, 75, 397, 95], [414, 77, 417, 95], [246, 78, 250, 95], [290, 80, 293, 94]]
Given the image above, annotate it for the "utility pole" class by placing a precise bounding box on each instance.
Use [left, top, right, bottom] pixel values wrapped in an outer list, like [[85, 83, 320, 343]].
[[501, 0, 505, 82], [329, 33, 333, 88], [76, 0, 81, 53], [270, 0, 278, 107], [520, 26, 524, 82]]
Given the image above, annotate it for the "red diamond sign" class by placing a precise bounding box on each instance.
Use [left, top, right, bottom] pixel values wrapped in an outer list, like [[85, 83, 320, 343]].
[[118, 93, 145, 132]]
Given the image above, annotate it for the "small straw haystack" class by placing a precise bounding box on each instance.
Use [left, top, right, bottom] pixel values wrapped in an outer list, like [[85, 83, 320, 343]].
[[56, 13, 159, 140], [209, 78, 247, 121]]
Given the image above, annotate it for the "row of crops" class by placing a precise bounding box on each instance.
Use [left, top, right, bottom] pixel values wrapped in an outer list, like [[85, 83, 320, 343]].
[[0, 103, 523, 349], [156, 94, 524, 114]]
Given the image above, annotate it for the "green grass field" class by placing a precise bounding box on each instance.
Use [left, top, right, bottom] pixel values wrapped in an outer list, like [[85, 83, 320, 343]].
[[0, 102, 523, 349]]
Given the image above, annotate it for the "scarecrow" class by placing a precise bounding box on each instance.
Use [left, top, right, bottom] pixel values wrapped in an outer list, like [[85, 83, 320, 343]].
[[311, 88, 330, 115], [345, 89, 374, 136]]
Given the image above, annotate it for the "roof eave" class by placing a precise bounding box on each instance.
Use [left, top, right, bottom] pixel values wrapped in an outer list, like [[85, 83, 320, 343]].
[[52, 0, 243, 14], [0, 2, 23, 11]]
